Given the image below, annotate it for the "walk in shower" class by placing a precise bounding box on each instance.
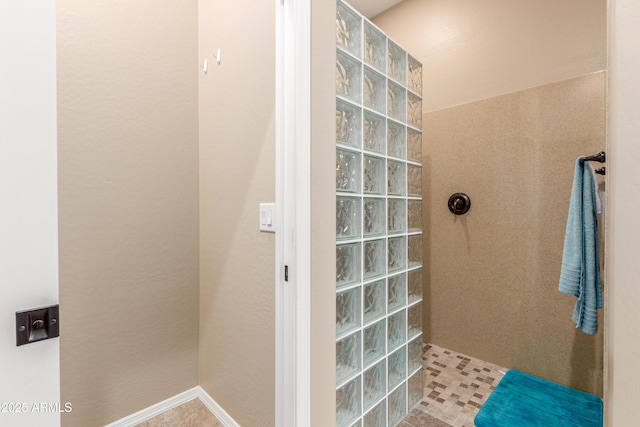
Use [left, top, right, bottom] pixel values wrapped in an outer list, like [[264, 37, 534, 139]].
[[335, 1, 424, 424]]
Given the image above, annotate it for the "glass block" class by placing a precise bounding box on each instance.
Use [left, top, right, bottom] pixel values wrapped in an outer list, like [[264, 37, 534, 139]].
[[364, 239, 385, 280], [407, 164, 422, 197], [363, 399, 386, 427], [336, 100, 362, 148], [363, 155, 385, 195], [337, 196, 361, 240], [337, 243, 361, 288], [364, 21, 386, 73], [363, 359, 386, 410], [388, 40, 406, 85], [387, 199, 406, 235], [387, 160, 406, 196], [388, 236, 406, 273], [336, 149, 361, 193], [408, 54, 422, 95], [408, 200, 422, 232], [387, 309, 406, 351], [408, 369, 424, 410], [363, 319, 386, 366], [388, 273, 406, 312], [364, 67, 386, 114], [337, 287, 361, 336], [363, 111, 385, 154], [363, 198, 385, 237], [387, 120, 406, 159], [407, 128, 422, 164], [388, 381, 407, 427], [336, 49, 362, 103], [408, 336, 423, 373], [337, 376, 361, 427], [408, 234, 422, 268], [407, 268, 423, 304], [407, 92, 422, 129], [388, 346, 406, 391], [337, 332, 361, 385], [387, 80, 406, 122], [408, 302, 422, 339], [363, 280, 385, 324], [336, 2, 361, 58]]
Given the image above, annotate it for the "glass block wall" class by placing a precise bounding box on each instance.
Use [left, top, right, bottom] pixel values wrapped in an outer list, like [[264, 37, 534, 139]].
[[335, 1, 424, 426]]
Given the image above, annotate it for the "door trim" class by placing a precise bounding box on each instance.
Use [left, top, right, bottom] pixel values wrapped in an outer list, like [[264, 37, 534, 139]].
[[275, 0, 311, 425]]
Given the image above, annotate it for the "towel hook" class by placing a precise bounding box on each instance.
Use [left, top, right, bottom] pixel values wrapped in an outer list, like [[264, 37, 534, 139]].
[[579, 151, 605, 163], [579, 151, 606, 175], [200, 48, 222, 74]]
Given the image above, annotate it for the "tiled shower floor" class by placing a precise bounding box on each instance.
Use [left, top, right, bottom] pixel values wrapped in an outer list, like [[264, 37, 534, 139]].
[[134, 343, 506, 427], [400, 343, 507, 427]]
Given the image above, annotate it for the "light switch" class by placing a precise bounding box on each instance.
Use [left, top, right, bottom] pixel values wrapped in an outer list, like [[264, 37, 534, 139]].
[[259, 203, 276, 233]]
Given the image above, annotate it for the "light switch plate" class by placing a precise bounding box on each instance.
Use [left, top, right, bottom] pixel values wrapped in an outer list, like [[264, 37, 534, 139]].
[[259, 203, 276, 233]]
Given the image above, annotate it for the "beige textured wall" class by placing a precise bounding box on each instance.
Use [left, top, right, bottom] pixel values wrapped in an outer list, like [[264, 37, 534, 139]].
[[423, 73, 606, 395], [373, 0, 607, 395], [57, 1, 200, 426], [311, 1, 338, 426], [373, 0, 606, 112], [198, 0, 276, 425]]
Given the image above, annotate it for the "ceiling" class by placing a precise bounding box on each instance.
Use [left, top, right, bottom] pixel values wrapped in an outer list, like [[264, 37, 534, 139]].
[[346, 0, 404, 18]]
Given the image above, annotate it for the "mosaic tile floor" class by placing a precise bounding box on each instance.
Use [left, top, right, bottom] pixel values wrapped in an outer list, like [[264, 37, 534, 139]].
[[400, 343, 507, 427]]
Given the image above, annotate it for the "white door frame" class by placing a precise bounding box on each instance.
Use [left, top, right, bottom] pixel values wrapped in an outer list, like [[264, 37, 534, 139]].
[[275, 0, 312, 425], [0, 2, 60, 426]]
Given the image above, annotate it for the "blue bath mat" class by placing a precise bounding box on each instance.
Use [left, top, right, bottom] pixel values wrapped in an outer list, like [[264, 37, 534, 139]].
[[474, 369, 603, 427]]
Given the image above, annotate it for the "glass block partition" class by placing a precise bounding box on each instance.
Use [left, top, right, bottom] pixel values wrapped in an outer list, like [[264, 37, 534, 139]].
[[336, 1, 424, 426]]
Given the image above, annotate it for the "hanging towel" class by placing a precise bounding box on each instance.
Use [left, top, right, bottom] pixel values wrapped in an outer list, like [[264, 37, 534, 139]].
[[588, 161, 603, 215], [558, 158, 602, 335]]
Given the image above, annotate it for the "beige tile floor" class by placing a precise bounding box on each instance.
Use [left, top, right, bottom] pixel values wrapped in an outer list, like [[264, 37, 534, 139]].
[[134, 398, 223, 427], [135, 344, 505, 427]]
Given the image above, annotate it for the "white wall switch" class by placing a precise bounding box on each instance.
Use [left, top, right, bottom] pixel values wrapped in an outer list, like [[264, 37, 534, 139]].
[[259, 203, 276, 233]]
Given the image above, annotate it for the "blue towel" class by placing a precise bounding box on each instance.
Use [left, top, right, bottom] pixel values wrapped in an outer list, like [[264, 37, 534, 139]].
[[558, 158, 602, 335]]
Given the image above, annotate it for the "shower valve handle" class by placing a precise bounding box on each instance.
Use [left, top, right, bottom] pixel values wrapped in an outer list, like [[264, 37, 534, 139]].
[[448, 193, 471, 215]]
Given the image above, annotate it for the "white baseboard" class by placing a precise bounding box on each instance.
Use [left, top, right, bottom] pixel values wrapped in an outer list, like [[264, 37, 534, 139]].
[[104, 386, 240, 427], [195, 386, 241, 427]]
